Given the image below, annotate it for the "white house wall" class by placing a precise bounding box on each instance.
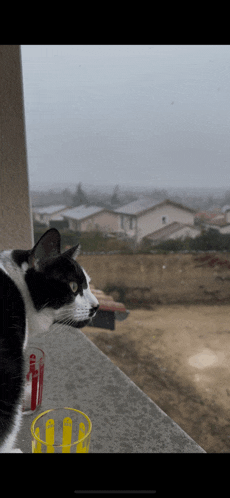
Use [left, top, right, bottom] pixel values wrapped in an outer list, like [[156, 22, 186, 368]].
[[219, 225, 230, 234], [136, 204, 194, 242], [225, 211, 230, 224]]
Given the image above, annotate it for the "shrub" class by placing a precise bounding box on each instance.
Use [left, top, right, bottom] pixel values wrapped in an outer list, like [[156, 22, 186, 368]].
[[33, 226, 230, 255]]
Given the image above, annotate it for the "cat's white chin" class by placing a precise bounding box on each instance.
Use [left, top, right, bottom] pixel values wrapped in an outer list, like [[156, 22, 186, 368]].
[[54, 318, 91, 329]]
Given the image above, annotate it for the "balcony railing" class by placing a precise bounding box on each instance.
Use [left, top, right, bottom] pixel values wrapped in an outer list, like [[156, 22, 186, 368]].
[[17, 322, 205, 453]]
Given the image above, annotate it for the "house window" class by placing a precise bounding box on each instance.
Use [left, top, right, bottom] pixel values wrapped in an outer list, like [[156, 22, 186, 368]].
[[162, 216, 167, 224]]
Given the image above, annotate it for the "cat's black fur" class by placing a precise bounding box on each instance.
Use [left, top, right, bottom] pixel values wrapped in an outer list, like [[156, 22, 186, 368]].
[[0, 228, 99, 452]]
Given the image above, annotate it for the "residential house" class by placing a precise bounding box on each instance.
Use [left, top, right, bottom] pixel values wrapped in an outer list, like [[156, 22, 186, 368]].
[[33, 199, 197, 245], [195, 206, 230, 234], [32, 205, 70, 226], [62, 205, 120, 233], [194, 211, 218, 225], [113, 198, 196, 244], [196, 207, 230, 234]]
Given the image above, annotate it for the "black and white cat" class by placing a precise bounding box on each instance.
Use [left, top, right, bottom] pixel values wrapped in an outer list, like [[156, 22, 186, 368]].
[[0, 228, 99, 452]]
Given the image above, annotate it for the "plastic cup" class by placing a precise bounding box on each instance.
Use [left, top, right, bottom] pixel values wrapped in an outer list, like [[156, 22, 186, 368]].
[[31, 407, 92, 453], [22, 346, 45, 415]]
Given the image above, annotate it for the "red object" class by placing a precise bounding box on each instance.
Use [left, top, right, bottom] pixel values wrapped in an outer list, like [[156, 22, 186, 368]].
[[26, 353, 44, 411], [38, 356, 45, 405], [90, 286, 127, 313]]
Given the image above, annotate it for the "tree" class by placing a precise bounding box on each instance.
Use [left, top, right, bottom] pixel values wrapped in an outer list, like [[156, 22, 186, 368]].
[[71, 183, 88, 207], [110, 185, 120, 207], [62, 188, 72, 205]]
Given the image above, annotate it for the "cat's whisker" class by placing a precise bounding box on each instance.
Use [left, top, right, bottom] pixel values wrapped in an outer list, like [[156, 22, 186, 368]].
[[39, 301, 50, 311]]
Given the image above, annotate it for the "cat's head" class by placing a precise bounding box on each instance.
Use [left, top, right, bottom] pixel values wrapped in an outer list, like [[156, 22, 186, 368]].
[[13, 228, 99, 329]]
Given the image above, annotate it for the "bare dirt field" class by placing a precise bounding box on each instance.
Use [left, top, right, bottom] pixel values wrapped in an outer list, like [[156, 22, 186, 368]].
[[83, 304, 230, 453], [78, 252, 230, 452], [78, 252, 230, 306]]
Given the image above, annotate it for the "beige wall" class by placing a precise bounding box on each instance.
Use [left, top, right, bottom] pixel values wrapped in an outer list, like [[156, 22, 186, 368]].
[[81, 211, 120, 232], [66, 218, 79, 231], [119, 214, 136, 238], [0, 45, 33, 250], [65, 211, 120, 233], [137, 203, 194, 242]]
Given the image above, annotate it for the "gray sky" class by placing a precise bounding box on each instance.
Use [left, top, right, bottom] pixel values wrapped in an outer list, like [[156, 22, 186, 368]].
[[21, 45, 230, 192]]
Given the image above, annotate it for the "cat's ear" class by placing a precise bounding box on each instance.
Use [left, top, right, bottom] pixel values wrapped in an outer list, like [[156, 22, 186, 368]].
[[62, 244, 81, 260], [28, 228, 61, 269]]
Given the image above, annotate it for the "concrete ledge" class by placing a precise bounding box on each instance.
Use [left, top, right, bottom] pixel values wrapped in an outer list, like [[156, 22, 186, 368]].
[[17, 324, 206, 453]]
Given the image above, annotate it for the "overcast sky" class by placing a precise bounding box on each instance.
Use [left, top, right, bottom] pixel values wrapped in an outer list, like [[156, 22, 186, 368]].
[[21, 45, 230, 192]]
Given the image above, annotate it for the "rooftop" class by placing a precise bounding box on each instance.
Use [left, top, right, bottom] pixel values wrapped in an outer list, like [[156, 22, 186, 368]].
[[90, 284, 128, 314], [114, 198, 195, 216], [205, 216, 227, 227], [195, 211, 218, 220], [114, 198, 162, 215], [146, 222, 199, 242], [62, 205, 104, 221], [32, 205, 68, 214]]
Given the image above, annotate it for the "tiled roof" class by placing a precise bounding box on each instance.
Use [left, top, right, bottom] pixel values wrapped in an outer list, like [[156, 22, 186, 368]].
[[114, 198, 160, 215], [90, 285, 127, 313], [145, 222, 199, 241], [89, 284, 129, 324], [205, 217, 227, 227], [195, 211, 217, 220], [62, 205, 104, 221], [114, 198, 195, 216], [32, 205, 68, 214]]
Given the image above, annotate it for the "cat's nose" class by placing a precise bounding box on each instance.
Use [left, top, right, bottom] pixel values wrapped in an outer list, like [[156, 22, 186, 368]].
[[90, 304, 99, 317]]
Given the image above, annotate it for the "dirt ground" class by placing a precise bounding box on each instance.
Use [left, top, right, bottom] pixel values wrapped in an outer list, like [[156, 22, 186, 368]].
[[82, 304, 230, 453], [78, 252, 230, 307]]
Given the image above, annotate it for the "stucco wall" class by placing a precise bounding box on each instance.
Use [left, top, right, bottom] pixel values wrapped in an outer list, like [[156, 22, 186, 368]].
[[0, 45, 33, 250], [81, 210, 120, 232], [137, 204, 194, 242]]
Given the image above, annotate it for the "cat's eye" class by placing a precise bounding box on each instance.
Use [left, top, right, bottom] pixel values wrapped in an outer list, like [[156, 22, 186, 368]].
[[69, 281, 78, 293]]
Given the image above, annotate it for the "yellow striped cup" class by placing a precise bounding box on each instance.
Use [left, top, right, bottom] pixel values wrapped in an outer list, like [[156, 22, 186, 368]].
[[31, 407, 92, 453]]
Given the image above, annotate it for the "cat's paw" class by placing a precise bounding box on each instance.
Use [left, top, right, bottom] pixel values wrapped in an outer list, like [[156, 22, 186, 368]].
[[10, 448, 23, 453]]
